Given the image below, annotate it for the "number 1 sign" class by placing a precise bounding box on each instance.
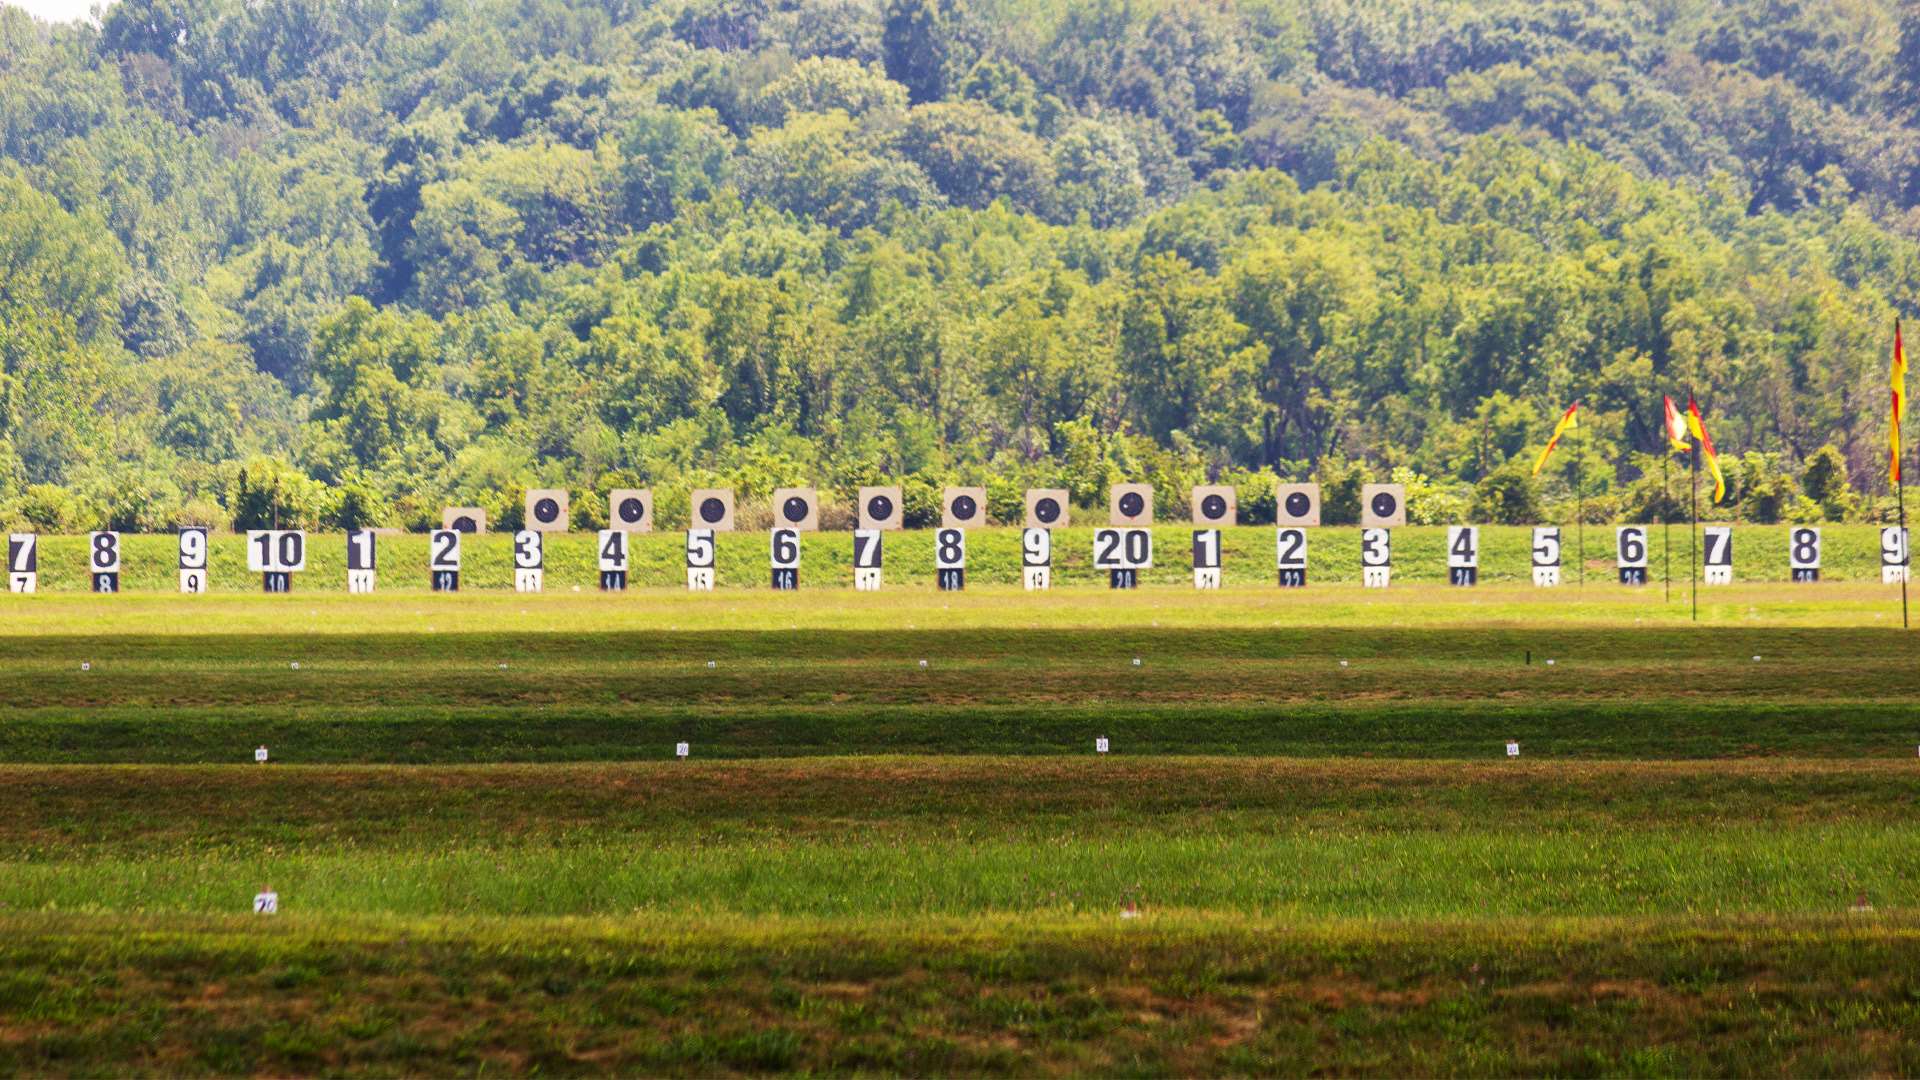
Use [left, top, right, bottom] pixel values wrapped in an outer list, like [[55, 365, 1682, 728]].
[[346, 530, 377, 593]]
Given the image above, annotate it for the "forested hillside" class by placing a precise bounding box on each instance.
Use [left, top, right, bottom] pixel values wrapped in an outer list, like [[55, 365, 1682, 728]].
[[2, 0, 1918, 530]]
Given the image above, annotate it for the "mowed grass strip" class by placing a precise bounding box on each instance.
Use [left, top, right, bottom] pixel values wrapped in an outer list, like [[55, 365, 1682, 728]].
[[7, 700, 1920, 762], [9, 759, 1920, 852], [2, 581, 1916, 634], [3, 912, 1917, 1076], [2, 603, 1918, 761], [5, 760, 1916, 919]]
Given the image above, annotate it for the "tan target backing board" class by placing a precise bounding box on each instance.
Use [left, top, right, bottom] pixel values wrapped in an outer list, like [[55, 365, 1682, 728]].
[[441, 507, 488, 533], [1190, 485, 1236, 527], [688, 489, 735, 532], [608, 489, 654, 532], [772, 487, 819, 531], [1025, 489, 1069, 529], [858, 486, 903, 530], [1360, 484, 1407, 528], [942, 487, 987, 529], [1109, 483, 1153, 526], [1275, 483, 1321, 527], [524, 489, 569, 532]]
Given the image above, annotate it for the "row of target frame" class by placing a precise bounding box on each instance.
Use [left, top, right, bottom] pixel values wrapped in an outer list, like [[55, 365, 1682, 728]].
[[6, 522, 1912, 593], [444, 481, 1364, 534]]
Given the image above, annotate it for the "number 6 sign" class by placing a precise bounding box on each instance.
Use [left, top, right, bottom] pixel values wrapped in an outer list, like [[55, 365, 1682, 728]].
[[1616, 526, 1648, 585]]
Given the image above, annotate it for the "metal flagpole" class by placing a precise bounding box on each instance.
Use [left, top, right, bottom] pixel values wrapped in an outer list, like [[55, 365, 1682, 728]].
[[1690, 432, 1699, 624], [1900, 457, 1910, 630], [1663, 449, 1671, 602], [1576, 422, 1586, 587]]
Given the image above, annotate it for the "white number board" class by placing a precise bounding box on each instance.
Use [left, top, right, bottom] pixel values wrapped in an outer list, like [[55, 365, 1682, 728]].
[[1360, 527, 1390, 588], [1703, 525, 1733, 585], [1021, 527, 1050, 591], [246, 530, 307, 572], [7, 533, 37, 592], [1616, 526, 1648, 585], [686, 528, 715, 591], [1191, 529, 1221, 589], [346, 530, 377, 593], [934, 528, 965, 570], [1446, 526, 1478, 586], [853, 529, 882, 591], [770, 528, 800, 570], [178, 527, 209, 594], [89, 531, 122, 573], [599, 529, 630, 571], [1531, 527, 1561, 587], [1883, 526, 1910, 584], [1789, 527, 1821, 582], [1275, 527, 1307, 588], [513, 529, 543, 593], [1093, 528, 1152, 569]]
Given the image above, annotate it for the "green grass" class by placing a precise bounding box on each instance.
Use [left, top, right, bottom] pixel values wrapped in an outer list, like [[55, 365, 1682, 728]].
[[4, 912, 1919, 1075], [3, 760, 1917, 920], [1, 586, 1915, 762], [15, 524, 1907, 590], [4, 589, 1919, 1073]]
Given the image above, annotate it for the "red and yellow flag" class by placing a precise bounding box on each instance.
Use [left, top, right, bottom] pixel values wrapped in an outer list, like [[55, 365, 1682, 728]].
[[1686, 396, 1726, 503], [1893, 319, 1908, 484], [1532, 402, 1579, 475], [1663, 395, 1691, 452]]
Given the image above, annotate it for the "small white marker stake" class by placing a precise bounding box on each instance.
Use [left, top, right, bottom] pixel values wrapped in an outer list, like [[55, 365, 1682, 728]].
[[255, 745, 269, 764], [1506, 741, 1520, 757], [1545, 659, 1556, 666], [675, 741, 689, 759], [706, 660, 716, 669], [290, 661, 300, 670], [80, 661, 91, 672], [1096, 737, 1110, 753], [919, 659, 928, 668], [1752, 655, 1762, 662], [1339, 660, 1349, 668], [253, 890, 278, 915], [1131, 658, 1141, 667]]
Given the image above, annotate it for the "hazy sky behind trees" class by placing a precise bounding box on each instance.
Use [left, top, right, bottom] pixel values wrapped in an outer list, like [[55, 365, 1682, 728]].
[[6, 0, 102, 23]]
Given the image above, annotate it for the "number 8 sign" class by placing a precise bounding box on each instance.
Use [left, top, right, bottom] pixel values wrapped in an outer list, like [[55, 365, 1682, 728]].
[[1789, 527, 1821, 582], [89, 531, 121, 593]]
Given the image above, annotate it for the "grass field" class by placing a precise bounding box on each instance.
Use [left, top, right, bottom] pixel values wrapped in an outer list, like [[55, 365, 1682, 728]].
[[2, 585, 1917, 1073]]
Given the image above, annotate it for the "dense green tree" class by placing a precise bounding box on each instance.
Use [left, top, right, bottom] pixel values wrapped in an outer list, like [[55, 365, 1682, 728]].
[[4, 0, 1920, 531]]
